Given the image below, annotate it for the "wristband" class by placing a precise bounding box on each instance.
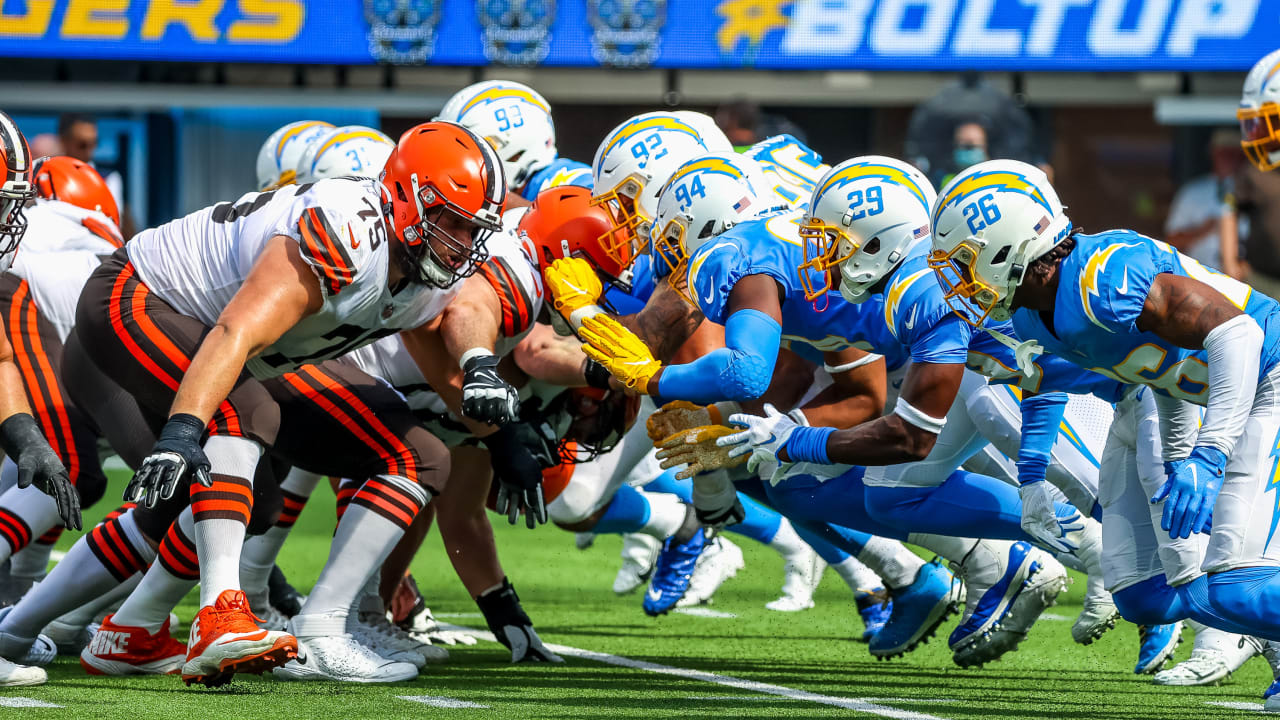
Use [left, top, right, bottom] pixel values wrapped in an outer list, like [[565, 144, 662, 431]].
[[784, 426, 836, 464], [584, 359, 613, 389], [460, 347, 494, 370]]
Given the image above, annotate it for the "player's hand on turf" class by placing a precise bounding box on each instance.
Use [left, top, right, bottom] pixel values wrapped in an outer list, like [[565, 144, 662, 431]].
[[126, 413, 211, 509], [481, 424, 549, 528], [461, 352, 521, 426], [718, 404, 800, 484], [2, 413, 81, 530], [578, 315, 661, 393], [1018, 480, 1085, 553], [545, 257, 603, 319], [656, 425, 747, 479], [1151, 446, 1226, 539], [477, 578, 564, 663]]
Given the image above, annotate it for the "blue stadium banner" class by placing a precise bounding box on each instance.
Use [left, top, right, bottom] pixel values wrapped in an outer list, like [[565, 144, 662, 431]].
[[0, 0, 1275, 71]]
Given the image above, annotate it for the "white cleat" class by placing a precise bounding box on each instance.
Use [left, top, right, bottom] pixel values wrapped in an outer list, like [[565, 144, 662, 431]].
[[400, 605, 477, 647], [953, 546, 1068, 668], [1152, 649, 1233, 686], [613, 533, 662, 595], [0, 656, 45, 687], [350, 611, 448, 668], [766, 547, 824, 612], [0, 607, 55, 666], [676, 536, 744, 608], [1071, 581, 1119, 645], [273, 633, 418, 683], [246, 593, 290, 632]]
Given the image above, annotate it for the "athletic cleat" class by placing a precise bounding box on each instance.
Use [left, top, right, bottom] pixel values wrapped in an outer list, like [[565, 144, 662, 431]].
[[0, 607, 55, 666], [1265, 679, 1280, 712], [613, 533, 662, 595], [1071, 592, 1119, 645], [855, 589, 892, 641], [948, 541, 1041, 662], [399, 602, 477, 647], [1153, 649, 1232, 686], [273, 633, 417, 683], [766, 547, 824, 612], [1134, 623, 1183, 675], [43, 618, 99, 657], [870, 561, 962, 658], [677, 536, 744, 608], [956, 551, 1068, 668], [352, 610, 448, 667], [246, 592, 290, 632], [180, 590, 298, 687], [643, 530, 708, 616], [80, 614, 187, 676], [0, 656, 45, 687]]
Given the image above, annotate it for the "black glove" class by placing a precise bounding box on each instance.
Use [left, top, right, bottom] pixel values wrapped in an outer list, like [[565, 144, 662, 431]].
[[125, 413, 211, 509], [480, 424, 548, 528], [695, 496, 745, 531], [0, 413, 79, 530], [461, 352, 520, 426], [476, 577, 563, 663]]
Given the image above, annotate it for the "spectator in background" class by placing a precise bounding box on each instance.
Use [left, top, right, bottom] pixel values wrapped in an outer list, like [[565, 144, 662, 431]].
[[28, 134, 62, 159], [1221, 142, 1280, 295], [58, 113, 135, 238], [937, 121, 990, 188], [1165, 129, 1243, 270], [714, 98, 810, 150]]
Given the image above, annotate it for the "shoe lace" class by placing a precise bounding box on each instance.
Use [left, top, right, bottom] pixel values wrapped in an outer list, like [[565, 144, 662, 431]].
[[218, 592, 265, 625]]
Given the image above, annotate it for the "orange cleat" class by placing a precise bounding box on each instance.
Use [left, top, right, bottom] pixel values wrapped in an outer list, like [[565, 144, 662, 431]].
[[181, 590, 297, 688], [80, 614, 188, 676]]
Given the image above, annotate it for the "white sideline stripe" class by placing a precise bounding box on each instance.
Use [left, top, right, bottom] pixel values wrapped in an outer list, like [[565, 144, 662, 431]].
[[442, 624, 950, 720], [673, 607, 736, 618], [686, 696, 958, 704], [48, 551, 65, 563], [398, 695, 488, 709], [1038, 613, 1071, 621], [435, 612, 485, 618], [0, 698, 62, 708], [1206, 701, 1264, 711]]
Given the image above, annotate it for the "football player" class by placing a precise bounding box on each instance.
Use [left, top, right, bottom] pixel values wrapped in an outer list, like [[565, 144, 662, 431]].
[[254, 120, 334, 191], [293, 126, 394, 186]]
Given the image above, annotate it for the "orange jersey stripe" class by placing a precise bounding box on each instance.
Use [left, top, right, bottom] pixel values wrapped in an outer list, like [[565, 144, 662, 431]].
[[109, 266, 180, 390], [299, 365, 416, 480], [19, 283, 79, 482]]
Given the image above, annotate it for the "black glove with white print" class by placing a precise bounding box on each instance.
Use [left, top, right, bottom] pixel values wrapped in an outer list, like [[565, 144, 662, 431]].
[[461, 351, 520, 426], [476, 577, 563, 663]]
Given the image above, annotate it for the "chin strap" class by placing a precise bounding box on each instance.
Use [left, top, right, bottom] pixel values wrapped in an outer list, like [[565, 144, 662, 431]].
[[982, 327, 1045, 389]]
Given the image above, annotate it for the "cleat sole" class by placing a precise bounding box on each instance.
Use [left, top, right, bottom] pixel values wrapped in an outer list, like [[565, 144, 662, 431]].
[[182, 636, 298, 688]]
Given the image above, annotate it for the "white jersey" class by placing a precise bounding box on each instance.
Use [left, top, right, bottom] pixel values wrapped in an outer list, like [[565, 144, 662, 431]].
[[21, 199, 122, 255], [341, 225, 546, 445], [126, 178, 457, 379]]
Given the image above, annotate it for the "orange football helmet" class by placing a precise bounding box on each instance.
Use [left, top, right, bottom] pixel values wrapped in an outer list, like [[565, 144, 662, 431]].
[[518, 185, 634, 291], [381, 121, 506, 288], [0, 111, 33, 264], [32, 156, 120, 227]]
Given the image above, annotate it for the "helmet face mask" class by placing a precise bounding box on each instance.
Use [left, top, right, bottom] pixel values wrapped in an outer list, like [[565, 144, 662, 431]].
[[1238, 49, 1280, 172], [0, 111, 34, 271], [797, 220, 859, 301], [520, 185, 635, 294], [589, 176, 647, 268]]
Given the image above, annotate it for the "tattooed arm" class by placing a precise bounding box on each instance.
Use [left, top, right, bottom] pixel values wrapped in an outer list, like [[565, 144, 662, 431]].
[[1137, 273, 1244, 347], [619, 281, 705, 363]]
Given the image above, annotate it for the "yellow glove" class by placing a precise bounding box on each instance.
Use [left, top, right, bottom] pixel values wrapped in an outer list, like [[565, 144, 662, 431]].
[[647, 400, 736, 443], [655, 425, 748, 479], [579, 314, 662, 393], [545, 257, 604, 324]]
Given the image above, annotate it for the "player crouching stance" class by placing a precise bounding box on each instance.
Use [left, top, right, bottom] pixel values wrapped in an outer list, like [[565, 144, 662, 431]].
[[72, 121, 505, 686]]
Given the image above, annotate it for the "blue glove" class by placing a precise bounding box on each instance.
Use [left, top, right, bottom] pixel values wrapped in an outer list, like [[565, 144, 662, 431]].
[[1151, 446, 1227, 539]]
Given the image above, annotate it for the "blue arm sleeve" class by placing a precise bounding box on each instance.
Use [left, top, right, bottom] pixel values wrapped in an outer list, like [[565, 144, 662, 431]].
[[656, 309, 782, 404], [1016, 392, 1069, 486]]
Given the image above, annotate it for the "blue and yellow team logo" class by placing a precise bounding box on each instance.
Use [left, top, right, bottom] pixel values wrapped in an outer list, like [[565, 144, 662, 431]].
[[477, 0, 555, 66], [589, 0, 666, 68], [934, 169, 1052, 227], [458, 84, 552, 119], [667, 156, 748, 186], [597, 115, 703, 174], [715, 0, 791, 62], [1079, 243, 1138, 331], [816, 161, 930, 215], [365, 0, 441, 64]]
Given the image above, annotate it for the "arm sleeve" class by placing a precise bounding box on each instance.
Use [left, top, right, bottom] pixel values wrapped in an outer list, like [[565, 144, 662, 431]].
[[1197, 313, 1263, 456], [1016, 392, 1068, 486], [656, 308, 782, 404], [1153, 392, 1201, 462]]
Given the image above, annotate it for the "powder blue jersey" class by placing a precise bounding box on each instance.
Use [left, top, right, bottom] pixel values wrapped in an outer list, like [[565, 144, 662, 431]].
[[519, 157, 592, 200], [743, 134, 829, 211], [1011, 230, 1280, 406]]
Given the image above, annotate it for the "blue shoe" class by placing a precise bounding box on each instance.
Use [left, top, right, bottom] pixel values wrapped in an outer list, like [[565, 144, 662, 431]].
[[869, 560, 963, 658], [643, 531, 708, 616], [855, 589, 892, 642], [1134, 622, 1183, 674], [1265, 679, 1280, 700], [948, 541, 1037, 652]]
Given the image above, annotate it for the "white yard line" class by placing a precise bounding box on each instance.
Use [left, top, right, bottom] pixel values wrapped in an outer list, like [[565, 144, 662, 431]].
[[441, 624, 951, 720], [672, 607, 736, 618], [1038, 613, 1072, 621], [398, 695, 489, 709], [0, 698, 62, 708], [1206, 701, 1265, 711]]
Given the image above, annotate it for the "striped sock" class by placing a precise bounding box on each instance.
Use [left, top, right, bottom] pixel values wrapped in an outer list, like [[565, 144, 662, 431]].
[[299, 475, 428, 622], [192, 435, 260, 607]]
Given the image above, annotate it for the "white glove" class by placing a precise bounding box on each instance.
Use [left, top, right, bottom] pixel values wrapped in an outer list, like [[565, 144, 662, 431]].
[[1019, 481, 1086, 554], [718, 404, 801, 485]]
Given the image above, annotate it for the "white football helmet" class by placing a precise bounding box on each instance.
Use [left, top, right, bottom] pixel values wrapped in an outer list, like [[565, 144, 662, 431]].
[[929, 159, 1070, 324], [591, 111, 731, 271], [798, 156, 935, 303], [650, 152, 774, 281], [1239, 48, 1280, 172], [436, 80, 557, 190], [255, 120, 334, 190], [295, 125, 394, 184]]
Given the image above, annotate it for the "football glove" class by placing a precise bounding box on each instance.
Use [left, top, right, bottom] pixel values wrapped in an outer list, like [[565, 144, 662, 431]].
[[646, 400, 739, 443], [461, 352, 521, 426], [476, 577, 563, 663], [1152, 445, 1227, 539], [579, 314, 661, 393], [718, 404, 801, 483], [1019, 480, 1086, 554], [656, 425, 748, 479], [126, 413, 211, 509], [480, 424, 549, 528], [0, 413, 80, 530], [545, 257, 604, 325]]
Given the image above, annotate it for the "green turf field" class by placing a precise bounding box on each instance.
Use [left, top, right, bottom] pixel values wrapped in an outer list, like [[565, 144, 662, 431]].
[[4, 470, 1274, 719]]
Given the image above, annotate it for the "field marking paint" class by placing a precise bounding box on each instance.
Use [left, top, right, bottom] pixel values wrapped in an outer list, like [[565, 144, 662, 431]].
[[1206, 701, 1264, 711], [49, 551, 65, 563], [673, 607, 736, 618], [436, 612, 485, 618], [398, 695, 489, 709], [1038, 613, 1071, 621], [442, 624, 950, 720], [0, 698, 62, 708]]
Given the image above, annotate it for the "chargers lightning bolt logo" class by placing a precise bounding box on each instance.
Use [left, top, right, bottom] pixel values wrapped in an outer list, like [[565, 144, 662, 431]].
[[1079, 243, 1139, 331]]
